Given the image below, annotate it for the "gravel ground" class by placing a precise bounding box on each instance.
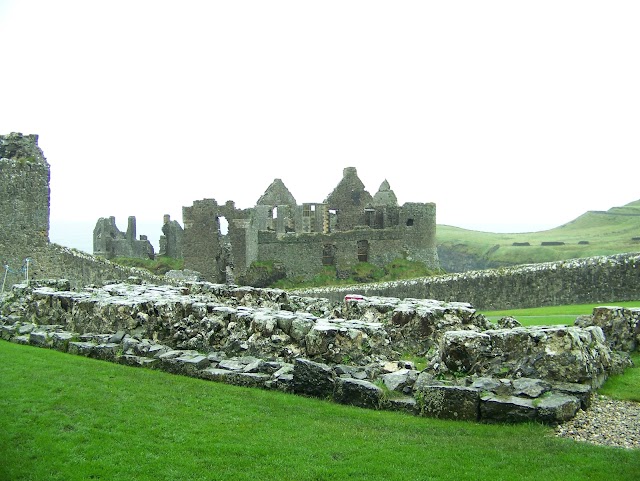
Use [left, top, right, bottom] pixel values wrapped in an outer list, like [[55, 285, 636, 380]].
[[555, 395, 640, 450]]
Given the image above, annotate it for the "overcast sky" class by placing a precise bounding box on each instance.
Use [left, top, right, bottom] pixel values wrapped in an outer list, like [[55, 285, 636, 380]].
[[1, 1, 638, 253]]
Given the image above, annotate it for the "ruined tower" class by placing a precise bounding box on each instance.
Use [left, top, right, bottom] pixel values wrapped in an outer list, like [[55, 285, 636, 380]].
[[0, 133, 50, 245], [182, 199, 224, 281], [0, 133, 50, 281]]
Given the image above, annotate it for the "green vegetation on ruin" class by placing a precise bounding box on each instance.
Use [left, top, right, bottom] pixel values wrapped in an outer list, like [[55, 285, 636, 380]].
[[437, 199, 640, 268], [1, 341, 638, 481], [273, 258, 444, 289], [110, 255, 184, 275], [15, 155, 37, 164]]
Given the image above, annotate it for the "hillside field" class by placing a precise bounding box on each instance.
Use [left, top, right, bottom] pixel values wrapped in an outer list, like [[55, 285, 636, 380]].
[[437, 199, 640, 271]]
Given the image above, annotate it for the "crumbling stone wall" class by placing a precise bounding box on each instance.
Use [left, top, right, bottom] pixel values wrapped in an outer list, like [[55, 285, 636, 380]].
[[182, 199, 224, 281], [1, 133, 52, 289], [2, 282, 633, 425], [0, 132, 165, 290], [294, 253, 640, 311], [182, 199, 250, 283], [0, 133, 50, 259], [93, 216, 154, 260], [257, 228, 434, 281], [159, 214, 183, 258], [183, 167, 439, 283]]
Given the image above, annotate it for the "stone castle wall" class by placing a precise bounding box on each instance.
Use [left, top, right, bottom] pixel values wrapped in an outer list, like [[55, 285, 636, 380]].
[[256, 228, 439, 280], [93, 216, 155, 260], [182, 168, 439, 284], [294, 253, 640, 311], [0, 133, 164, 290], [0, 133, 50, 254]]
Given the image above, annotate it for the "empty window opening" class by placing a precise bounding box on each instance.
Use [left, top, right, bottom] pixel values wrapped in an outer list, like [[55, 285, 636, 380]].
[[322, 244, 336, 266], [357, 240, 369, 262], [364, 208, 375, 227], [218, 216, 229, 235], [406, 218, 414, 227], [272, 206, 278, 219]]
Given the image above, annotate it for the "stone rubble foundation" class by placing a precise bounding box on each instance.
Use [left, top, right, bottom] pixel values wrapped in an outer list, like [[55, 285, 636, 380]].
[[1, 278, 637, 426]]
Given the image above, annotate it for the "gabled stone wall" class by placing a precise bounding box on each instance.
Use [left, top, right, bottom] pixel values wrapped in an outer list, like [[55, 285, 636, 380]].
[[182, 167, 439, 283]]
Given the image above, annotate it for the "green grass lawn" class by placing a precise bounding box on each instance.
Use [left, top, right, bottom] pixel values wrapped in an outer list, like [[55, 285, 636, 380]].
[[481, 301, 640, 326], [1, 342, 638, 481], [600, 352, 640, 402]]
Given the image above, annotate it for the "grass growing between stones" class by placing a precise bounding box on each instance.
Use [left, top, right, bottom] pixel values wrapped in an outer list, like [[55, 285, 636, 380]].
[[273, 258, 444, 289], [481, 301, 640, 326], [1, 342, 639, 481], [599, 352, 640, 402], [110, 256, 184, 275]]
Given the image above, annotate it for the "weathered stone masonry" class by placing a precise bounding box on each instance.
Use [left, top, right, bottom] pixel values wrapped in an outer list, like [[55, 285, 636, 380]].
[[182, 167, 439, 284], [93, 216, 154, 260], [0, 133, 50, 262], [0, 133, 165, 289], [294, 253, 640, 311], [1, 280, 636, 424]]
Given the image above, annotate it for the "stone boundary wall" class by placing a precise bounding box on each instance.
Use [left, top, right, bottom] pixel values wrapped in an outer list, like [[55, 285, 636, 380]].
[[292, 253, 640, 311], [2, 242, 165, 290]]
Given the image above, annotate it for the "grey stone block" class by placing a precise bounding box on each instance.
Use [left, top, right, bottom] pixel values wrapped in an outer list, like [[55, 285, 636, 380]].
[[293, 358, 335, 399], [480, 394, 536, 423], [334, 378, 384, 409], [418, 385, 479, 421]]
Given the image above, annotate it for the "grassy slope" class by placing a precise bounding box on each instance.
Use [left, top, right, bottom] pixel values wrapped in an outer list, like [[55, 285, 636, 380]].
[[1, 342, 639, 481], [437, 199, 640, 267]]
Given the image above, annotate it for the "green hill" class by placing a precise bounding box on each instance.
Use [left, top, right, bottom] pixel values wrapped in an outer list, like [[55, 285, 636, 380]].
[[437, 199, 640, 272]]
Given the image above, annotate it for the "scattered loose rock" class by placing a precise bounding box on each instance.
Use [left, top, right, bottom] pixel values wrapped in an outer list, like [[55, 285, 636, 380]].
[[555, 395, 640, 450]]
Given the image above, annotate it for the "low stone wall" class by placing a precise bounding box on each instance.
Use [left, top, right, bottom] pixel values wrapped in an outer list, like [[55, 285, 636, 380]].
[[293, 253, 640, 310], [1, 242, 165, 290], [2, 280, 636, 424]]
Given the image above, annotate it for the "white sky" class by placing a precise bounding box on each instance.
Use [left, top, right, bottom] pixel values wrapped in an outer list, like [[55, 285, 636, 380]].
[[1, 1, 639, 253]]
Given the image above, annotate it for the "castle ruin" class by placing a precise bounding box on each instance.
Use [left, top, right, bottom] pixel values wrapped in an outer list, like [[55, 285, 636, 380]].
[[0, 133, 164, 288], [182, 167, 439, 283], [93, 216, 155, 260]]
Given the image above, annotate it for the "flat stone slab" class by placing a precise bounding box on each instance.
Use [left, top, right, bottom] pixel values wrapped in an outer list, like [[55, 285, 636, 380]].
[[480, 395, 536, 423], [383, 396, 420, 415], [535, 393, 581, 423], [10, 335, 30, 345], [118, 354, 159, 368], [67, 341, 95, 356], [29, 331, 50, 347]]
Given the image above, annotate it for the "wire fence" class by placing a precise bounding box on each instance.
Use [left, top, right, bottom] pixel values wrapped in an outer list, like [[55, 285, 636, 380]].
[[2, 258, 32, 293]]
